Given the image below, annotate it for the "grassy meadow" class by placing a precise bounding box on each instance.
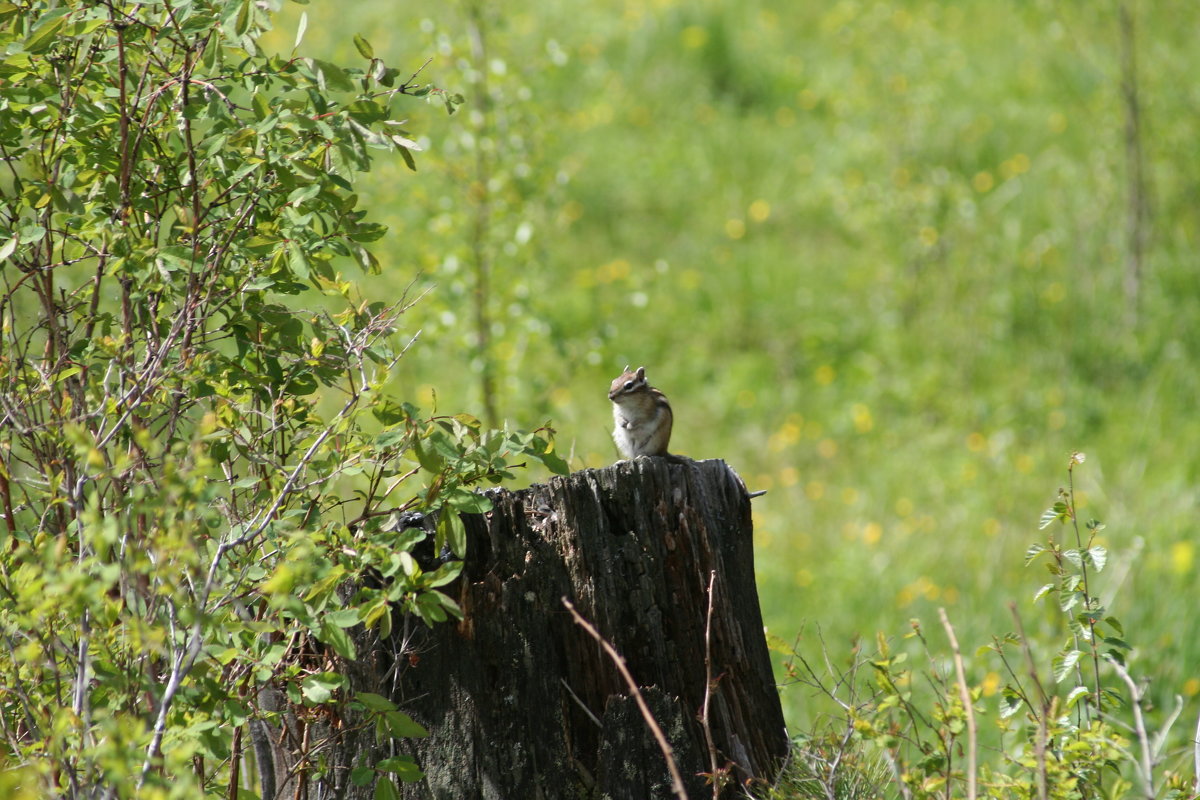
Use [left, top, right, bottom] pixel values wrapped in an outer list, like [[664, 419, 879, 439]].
[[264, 0, 1199, 750]]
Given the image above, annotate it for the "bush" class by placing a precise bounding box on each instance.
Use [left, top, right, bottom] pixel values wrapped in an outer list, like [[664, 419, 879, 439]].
[[0, 2, 560, 796]]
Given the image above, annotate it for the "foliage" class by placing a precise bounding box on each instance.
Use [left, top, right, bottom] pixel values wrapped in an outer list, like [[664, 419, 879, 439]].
[[767, 457, 1195, 799], [0, 1, 563, 797]]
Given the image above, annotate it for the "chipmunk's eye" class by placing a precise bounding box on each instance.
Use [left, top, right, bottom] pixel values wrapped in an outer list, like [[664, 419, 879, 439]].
[[624, 381, 634, 391]]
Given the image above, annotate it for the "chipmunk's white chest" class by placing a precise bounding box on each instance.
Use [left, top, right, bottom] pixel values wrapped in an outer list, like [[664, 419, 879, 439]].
[[611, 392, 671, 458]]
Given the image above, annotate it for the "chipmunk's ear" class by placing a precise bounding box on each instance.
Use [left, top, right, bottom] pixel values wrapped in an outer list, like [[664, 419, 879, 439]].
[[635, 366, 646, 380], [622, 364, 630, 373]]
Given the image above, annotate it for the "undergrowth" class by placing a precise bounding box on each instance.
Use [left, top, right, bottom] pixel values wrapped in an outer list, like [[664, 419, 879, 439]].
[[764, 453, 1197, 800]]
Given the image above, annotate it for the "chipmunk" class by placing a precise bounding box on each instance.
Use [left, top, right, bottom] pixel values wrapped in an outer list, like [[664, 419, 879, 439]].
[[608, 365, 673, 458]]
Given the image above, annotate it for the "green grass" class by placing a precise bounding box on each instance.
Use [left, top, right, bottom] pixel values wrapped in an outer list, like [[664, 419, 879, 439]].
[[264, 0, 1200, 752]]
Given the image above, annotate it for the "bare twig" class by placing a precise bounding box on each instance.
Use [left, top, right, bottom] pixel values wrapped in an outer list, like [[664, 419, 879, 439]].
[[939, 608, 976, 800], [560, 678, 603, 729], [1193, 706, 1200, 797], [465, 1, 498, 427], [1150, 694, 1184, 764], [700, 570, 721, 798], [1010, 604, 1048, 800], [1107, 658, 1155, 799], [562, 598, 689, 800], [1119, 1, 1150, 329], [227, 723, 243, 800], [879, 746, 912, 800]]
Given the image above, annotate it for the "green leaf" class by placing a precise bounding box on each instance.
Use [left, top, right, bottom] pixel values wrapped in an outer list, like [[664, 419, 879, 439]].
[[999, 687, 1023, 719], [1059, 590, 1080, 612], [425, 560, 462, 588], [353, 241, 380, 273], [434, 591, 463, 620], [447, 489, 491, 514], [18, 224, 46, 245], [24, 9, 69, 54], [318, 620, 357, 660], [356, 692, 397, 713], [234, 0, 251, 36], [539, 448, 570, 475], [353, 34, 375, 60], [1102, 635, 1131, 652], [437, 511, 466, 559], [288, 241, 310, 280], [376, 755, 424, 782], [1084, 545, 1107, 571], [382, 710, 429, 739], [1032, 583, 1054, 604], [1037, 508, 1059, 530], [301, 672, 345, 704], [325, 608, 361, 628], [1052, 649, 1083, 683], [306, 58, 354, 92], [390, 134, 422, 151], [0, 236, 18, 263], [374, 777, 400, 800], [293, 11, 308, 52], [412, 436, 444, 473], [399, 146, 417, 172], [1024, 543, 1045, 565], [1064, 685, 1091, 709], [412, 591, 447, 625]]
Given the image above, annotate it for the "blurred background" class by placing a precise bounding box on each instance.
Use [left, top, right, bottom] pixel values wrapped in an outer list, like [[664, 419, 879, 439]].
[[264, 0, 1199, 730]]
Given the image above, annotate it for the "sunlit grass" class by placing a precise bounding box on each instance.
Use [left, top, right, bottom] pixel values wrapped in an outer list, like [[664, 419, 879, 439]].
[[266, 0, 1200, 742]]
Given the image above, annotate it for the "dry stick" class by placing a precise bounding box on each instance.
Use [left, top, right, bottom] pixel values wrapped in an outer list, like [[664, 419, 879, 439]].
[[1193, 708, 1200, 798], [465, 2, 499, 428], [226, 723, 243, 800], [562, 598, 689, 800], [1010, 604, 1049, 800], [1108, 659, 1155, 800], [938, 608, 976, 800], [1119, 1, 1149, 329], [700, 570, 721, 799]]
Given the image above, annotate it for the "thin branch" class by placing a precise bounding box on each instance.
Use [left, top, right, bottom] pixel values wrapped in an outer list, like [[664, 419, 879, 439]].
[[939, 608, 976, 800], [880, 746, 913, 800], [560, 678, 602, 729], [1108, 658, 1155, 799], [465, 1, 498, 428], [1010, 603, 1048, 800], [562, 598, 689, 800], [700, 570, 722, 798], [1066, 457, 1102, 713], [1119, 1, 1149, 329], [1193, 706, 1200, 798], [0, 466, 16, 540], [370, 57, 435, 100]]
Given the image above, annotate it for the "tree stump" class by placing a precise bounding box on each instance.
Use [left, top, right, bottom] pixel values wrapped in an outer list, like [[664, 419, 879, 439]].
[[329, 457, 788, 799]]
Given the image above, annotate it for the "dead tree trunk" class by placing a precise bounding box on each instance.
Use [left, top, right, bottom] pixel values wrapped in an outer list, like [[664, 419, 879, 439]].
[[314, 457, 788, 799]]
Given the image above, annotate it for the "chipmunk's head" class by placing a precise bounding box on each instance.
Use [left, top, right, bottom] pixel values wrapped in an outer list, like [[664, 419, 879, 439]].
[[608, 365, 648, 401]]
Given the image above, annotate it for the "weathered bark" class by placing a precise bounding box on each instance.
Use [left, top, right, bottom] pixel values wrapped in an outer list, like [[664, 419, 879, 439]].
[[297, 457, 787, 799]]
